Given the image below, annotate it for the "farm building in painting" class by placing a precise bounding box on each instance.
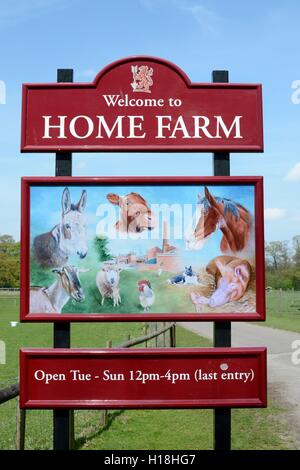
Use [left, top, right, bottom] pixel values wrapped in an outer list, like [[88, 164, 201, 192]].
[[116, 221, 180, 272]]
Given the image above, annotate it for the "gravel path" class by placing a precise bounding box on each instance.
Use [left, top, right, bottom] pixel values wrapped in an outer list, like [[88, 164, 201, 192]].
[[179, 321, 300, 448]]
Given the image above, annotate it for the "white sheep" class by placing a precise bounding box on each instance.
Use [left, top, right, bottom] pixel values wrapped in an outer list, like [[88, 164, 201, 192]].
[[96, 264, 121, 307]]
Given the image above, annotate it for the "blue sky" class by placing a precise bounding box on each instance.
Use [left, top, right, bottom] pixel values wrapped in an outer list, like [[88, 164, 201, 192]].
[[0, 0, 299, 242]]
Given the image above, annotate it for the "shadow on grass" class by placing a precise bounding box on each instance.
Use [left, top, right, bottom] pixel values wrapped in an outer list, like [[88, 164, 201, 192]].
[[74, 410, 124, 450]]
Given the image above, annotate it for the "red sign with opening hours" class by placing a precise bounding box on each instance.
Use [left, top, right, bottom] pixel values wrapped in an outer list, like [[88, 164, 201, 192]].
[[20, 348, 267, 409]]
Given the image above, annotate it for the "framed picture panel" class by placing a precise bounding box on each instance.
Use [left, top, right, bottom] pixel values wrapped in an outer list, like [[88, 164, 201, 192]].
[[20, 176, 265, 321]]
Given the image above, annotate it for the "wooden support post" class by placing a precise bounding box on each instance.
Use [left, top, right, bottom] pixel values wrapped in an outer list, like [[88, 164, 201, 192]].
[[145, 324, 149, 348], [173, 323, 176, 347], [99, 340, 112, 428], [16, 398, 26, 450], [170, 323, 176, 348], [69, 409, 75, 450], [53, 322, 73, 450], [53, 68, 73, 451], [213, 69, 232, 451]]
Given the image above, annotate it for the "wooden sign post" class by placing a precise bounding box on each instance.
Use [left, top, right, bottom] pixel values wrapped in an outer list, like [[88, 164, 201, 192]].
[[53, 68, 73, 451], [213, 69, 231, 450], [19, 58, 266, 452]]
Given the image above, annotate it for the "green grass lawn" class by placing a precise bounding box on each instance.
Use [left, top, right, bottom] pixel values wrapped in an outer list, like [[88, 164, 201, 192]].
[[263, 290, 300, 333], [75, 404, 290, 450], [0, 293, 294, 450]]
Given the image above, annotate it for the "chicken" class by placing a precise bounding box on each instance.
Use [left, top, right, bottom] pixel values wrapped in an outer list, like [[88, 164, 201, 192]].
[[138, 280, 155, 312]]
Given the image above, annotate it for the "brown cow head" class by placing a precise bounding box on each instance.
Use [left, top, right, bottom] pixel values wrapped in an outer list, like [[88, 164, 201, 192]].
[[106, 192, 156, 233]]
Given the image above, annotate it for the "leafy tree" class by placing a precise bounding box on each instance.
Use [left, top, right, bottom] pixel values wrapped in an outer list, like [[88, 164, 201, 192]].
[[0, 234, 14, 246], [293, 235, 300, 250], [0, 235, 20, 287], [293, 245, 300, 268], [265, 241, 290, 270], [292, 236, 300, 268], [94, 235, 111, 263], [280, 241, 291, 268]]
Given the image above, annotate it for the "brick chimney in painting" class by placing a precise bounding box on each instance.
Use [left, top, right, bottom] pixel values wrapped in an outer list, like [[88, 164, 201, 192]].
[[162, 221, 169, 253]]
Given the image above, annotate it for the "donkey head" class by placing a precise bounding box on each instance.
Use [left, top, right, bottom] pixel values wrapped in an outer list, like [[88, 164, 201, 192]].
[[58, 187, 88, 259]]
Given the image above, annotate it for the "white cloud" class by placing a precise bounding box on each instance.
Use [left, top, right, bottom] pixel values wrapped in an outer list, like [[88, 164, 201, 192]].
[[140, 0, 222, 34], [179, 3, 222, 33], [285, 162, 300, 181], [264, 208, 286, 220]]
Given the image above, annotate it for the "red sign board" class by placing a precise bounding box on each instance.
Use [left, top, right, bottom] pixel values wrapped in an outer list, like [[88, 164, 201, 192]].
[[20, 348, 267, 409], [21, 56, 263, 153]]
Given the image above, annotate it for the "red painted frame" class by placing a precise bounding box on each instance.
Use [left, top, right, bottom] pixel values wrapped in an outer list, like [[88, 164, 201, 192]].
[[20, 176, 265, 322], [19, 347, 267, 409], [21, 55, 263, 153]]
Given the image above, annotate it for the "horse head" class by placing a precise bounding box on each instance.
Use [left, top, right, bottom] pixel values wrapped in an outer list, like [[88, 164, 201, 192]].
[[107, 192, 156, 233], [186, 187, 220, 250], [186, 187, 250, 253]]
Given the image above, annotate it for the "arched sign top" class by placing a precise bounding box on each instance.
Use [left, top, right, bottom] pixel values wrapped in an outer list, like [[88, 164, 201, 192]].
[[21, 56, 263, 153], [92, 55, 192, 89]]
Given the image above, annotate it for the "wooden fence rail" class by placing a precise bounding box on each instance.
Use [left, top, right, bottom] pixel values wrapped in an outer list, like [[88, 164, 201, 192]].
[[118, 322, 176, 349], [0, 383, 19, 404], [0, 321, 176, 450]]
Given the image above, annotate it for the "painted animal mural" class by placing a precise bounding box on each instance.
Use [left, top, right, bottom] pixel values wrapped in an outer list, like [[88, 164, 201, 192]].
[[96, 264, 122, 307], [168, 266, 199, 285], [33, 187, 88, 268], [106, 191, 156, 233], [190, 255, 251, 310], [186, 187, 253, 254], [138, 280, 155, 312], [30, 266, 88, 313]]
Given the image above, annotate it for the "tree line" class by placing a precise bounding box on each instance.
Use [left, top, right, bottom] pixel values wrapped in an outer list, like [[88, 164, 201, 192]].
[[0, 233, 300, 290], [265, 236, 300, 289], [0, 235, 20, 288]]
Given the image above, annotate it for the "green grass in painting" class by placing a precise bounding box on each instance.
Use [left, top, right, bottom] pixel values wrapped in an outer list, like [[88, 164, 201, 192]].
[[30, 256, 199, 315]]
